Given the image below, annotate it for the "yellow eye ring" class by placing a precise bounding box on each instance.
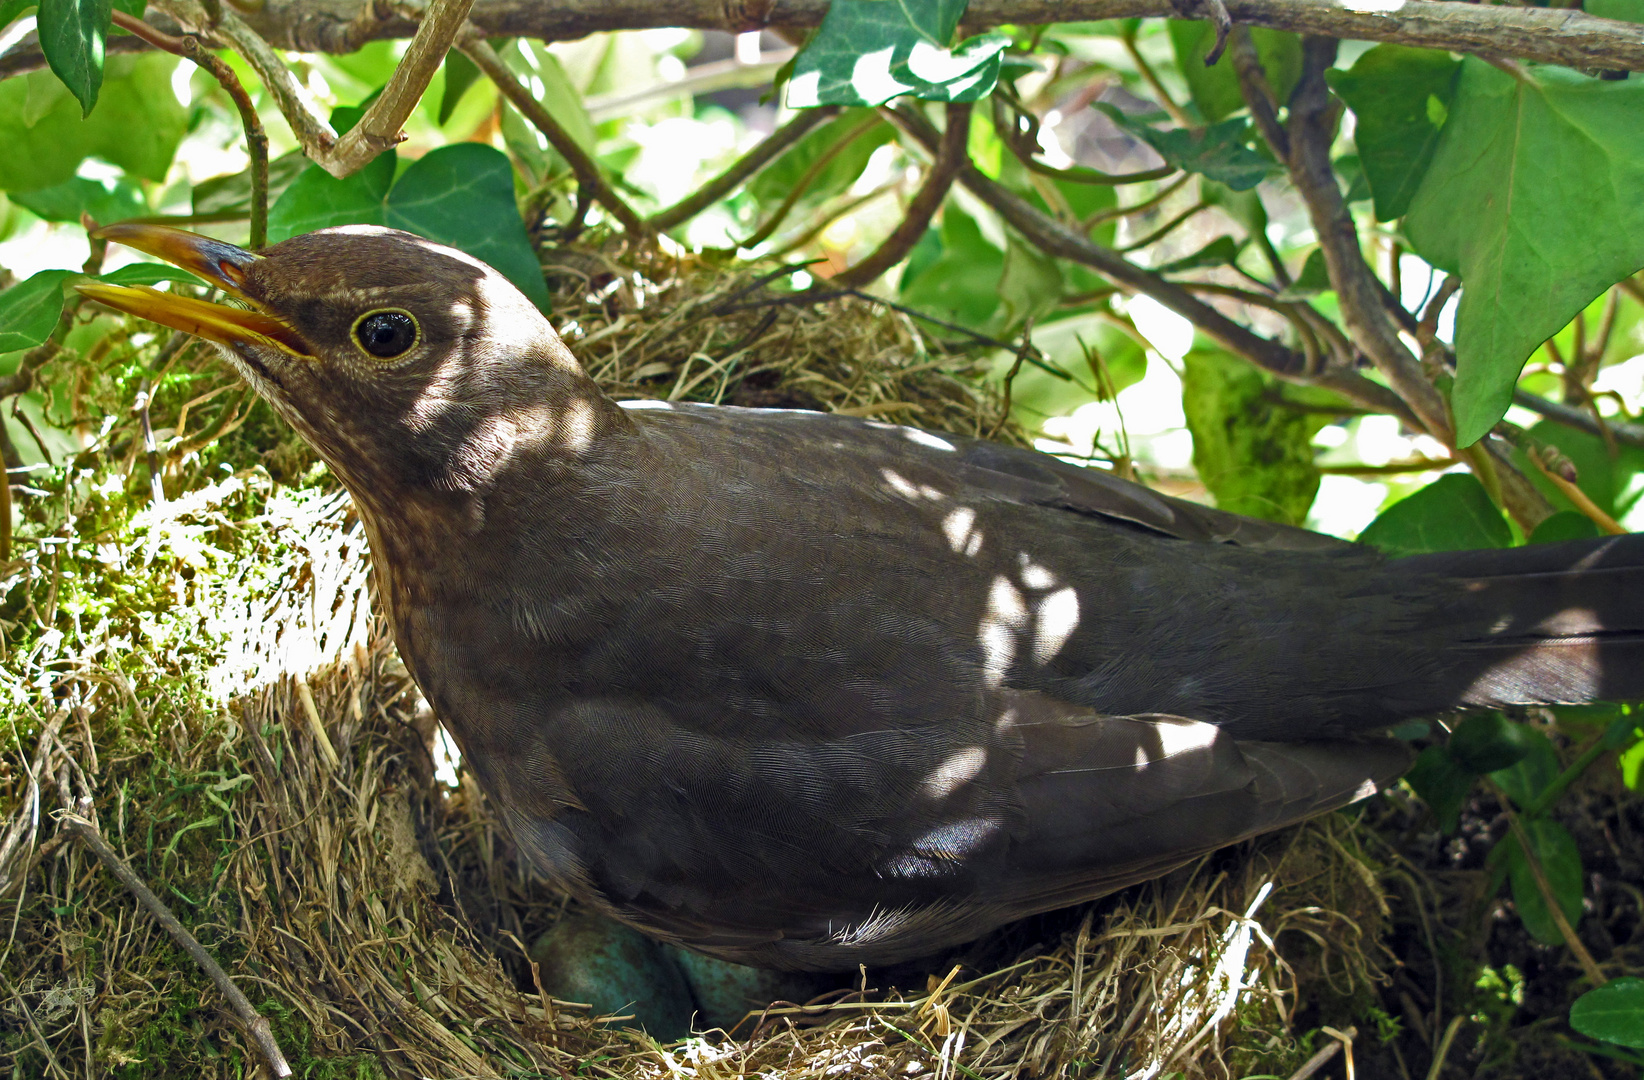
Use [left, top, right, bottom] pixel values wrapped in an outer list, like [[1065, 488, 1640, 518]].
[[351, 308, 420, 360]]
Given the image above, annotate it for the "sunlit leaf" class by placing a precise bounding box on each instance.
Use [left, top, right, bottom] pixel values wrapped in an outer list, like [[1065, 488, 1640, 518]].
[[1182, 347, 1322, 524], [0, 54, 186, 190], [1096, 106, 1275, 191], [786, 0, 1008, 107], [747, 109, 896, 230], [996, 238, 1062, 336], [266, 150, 397, 238], [438, 49, 481, 125], [1357, 473, 1511, 557], [1502, 817, 1583, 947], [100, 263, 207, 288], [38, 0, 110, 115], [0, 270, 75, 353], [1572, 979, 1644, 1049], [0, 0, 36, 27], [1405, 60, 1644, 445], [897, 207, 1002, 330], [10, 174, 143, 225], [1327, 45, 1460, 221], [192, 151, 309, 216]]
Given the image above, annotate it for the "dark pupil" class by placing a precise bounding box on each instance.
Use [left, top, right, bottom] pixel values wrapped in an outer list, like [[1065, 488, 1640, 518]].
[[356, 312, 414, 357]]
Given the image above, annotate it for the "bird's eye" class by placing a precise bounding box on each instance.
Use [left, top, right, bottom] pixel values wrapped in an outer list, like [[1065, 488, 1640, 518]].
[[351, 309, 419, 359]]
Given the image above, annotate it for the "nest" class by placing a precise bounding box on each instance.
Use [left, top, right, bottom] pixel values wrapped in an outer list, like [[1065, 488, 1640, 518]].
[[0, 241, 1388, 1078]]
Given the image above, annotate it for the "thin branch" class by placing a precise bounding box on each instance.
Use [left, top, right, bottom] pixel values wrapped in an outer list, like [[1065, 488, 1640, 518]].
[[833, 103, 971, 289], [738, 112, 885, 249], [1502, 806, 1608, 987], [649, 106, 840, 233], [890, 104, 1421, 428], [1513, 388, 1644, 450], [1122, 31, 1192, 128], [110, 11, 269, 248], [1084, 172, 1192, 231], [58, 809, 292, 1076], [1117, 200, 1208, 253], [9, 0, 1644, 79], [461, 38, 645, 235], [1275, 37, 1455, 444]]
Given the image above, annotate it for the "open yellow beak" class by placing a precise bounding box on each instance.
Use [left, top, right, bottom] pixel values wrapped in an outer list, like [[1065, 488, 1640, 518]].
[[75, 224, 310, 356]]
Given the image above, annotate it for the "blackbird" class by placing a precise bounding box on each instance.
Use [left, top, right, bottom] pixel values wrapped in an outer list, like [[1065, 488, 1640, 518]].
[[81, 224, 1644, 971]]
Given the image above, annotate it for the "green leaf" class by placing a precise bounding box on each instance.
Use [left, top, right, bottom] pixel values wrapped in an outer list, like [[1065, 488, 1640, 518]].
[[0, 0, 36, 28], [747, 109, 896, 229], [266, 149, 397, 239], [1182, 347, 1321, 524], [995, 238, 1062, 336], [385, 143, 549, 312], [268, 143, 548, 312], [192, 150, 309, 216], [1448, 713, 1533, 774], [1587, 0, 1644, 23], [0, 54, 187, 190], [1404, 745, 1474, 833], [10, 175, 144, 225], [1357, 473, 1511, 556], [1327, 46, 1460, 222], [1528, 510, 1601, 545], [1405, 61, 1644, 446], [0, 270, 75, 353], [1502, 817, 1583, 947], [786, 0, 1008, 107], [1152, 235, 1242, 275], [1096, 106, 1275, 191], [1489, 722, 1559, 809], [1572, 979, 1644, 1049], [438, 49, 481, 126], [100, 263, 207, 288], [1167, 22, 1299, 124], [517, 43, 595, 153], [897, 208, 1002, 330], [38, 0, 111, 115]]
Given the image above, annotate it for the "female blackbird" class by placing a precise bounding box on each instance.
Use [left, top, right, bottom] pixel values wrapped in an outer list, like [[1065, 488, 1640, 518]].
[[80, 224, 1644, 970]]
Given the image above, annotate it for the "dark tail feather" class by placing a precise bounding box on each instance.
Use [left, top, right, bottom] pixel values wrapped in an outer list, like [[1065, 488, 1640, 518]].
[[1392, 533, 1644, 707]]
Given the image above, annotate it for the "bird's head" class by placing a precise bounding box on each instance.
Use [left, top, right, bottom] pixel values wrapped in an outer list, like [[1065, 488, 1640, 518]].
[[79, 224, 623, 505]]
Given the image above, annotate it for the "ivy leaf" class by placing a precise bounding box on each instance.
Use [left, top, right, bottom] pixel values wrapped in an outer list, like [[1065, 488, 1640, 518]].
[[897, 207, 1003, 330], [1405, 60, 1644, 446], [0, 270, 76, 353], [786, 0, 1008, 107], [747, 109, 895, 232], [1327, 45, 1461, 221], [1152, 235, 1242, 275], [1095, 106, 1275, 191], [438, 48, 481, 125], [1357, 473, 1511, 557], [10, 174, 144, 225], [192, 150, 309, 216], [1448, 712, 1533, 774], [1167, 22, 1299, 124], [268, 144, 549, 312], [0, 0, 36, 28], [1571, 979, 1644, 1050], [1501, 817, 1583, 947], [0, 55, 187, 190], [1489, 722, 1560, 810], [385, 143, 550, 312], [38, 0, 111, 115], [1403, 745, 1474, 833], [1182, 347, 1322, 524]]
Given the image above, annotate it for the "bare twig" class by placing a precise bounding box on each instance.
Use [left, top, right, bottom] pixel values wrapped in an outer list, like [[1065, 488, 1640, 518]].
[[9, 0, 1644, 80], [110, 11, 270, 248], [650, 106, 840, 233], [890, 104, 1422, 427], [461, 38, 644, 234], [1526, 447, 1628, 535], [833, 103, 971, 289], [57, 810, 293, 1076], [1263, 36, 1455, 444], [1503, 809, 1608, 985], [1513, 388, 1644, 450]]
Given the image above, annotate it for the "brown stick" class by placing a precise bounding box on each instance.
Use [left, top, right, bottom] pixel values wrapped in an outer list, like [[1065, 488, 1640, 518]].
[[833, 103, 971, 289], [460, 38, 645, 235], [58, 810, 293, 1076], [110, 11, 270, 248], [890, 105, 1422, 428], [1504, 809, 1607, 987], [649, 106, 839, 233]]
